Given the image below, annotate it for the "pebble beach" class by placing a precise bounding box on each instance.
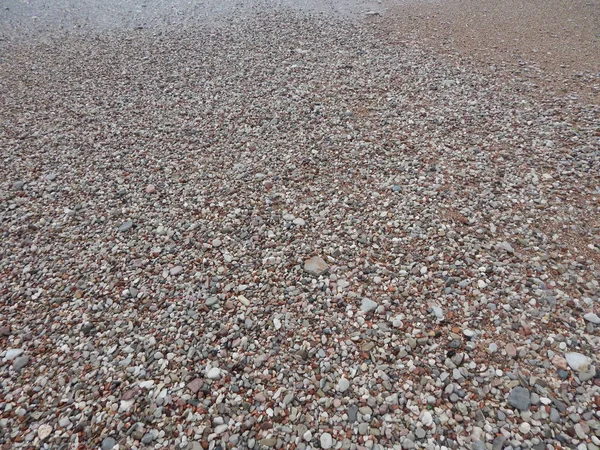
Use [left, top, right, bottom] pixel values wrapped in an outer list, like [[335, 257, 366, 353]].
[[1, 1, 599, 449]]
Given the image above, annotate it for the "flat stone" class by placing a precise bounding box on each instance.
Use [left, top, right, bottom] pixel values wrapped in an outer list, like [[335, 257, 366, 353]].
[[206, 367, 221, 379], [496, 241, 514, 253], [565, 352, 593, 372], [348, 405, 358, 422], [118, 221, 133, 232], [431, 306, 444, 320], [337, 377, 350, 393], [472, 442, 486, 450], [206, 297, 219, 307], [304, 256, 329, 276], [506, 343, 517, 358], [102, 437, 117, 450], [259, 438, 277, 447], [58, 417, 71, 428], [3, 348, 24, 361], [552, 354, 568, 370], [420, 410, 433, 426], [403, 439, 415, 449], [13, 356, 30, 371], [492, 436, 507, 450], [579, 366, 596, 382], [360, 298, 378, 313], [293, 217, 306, 226], [188, 378, 203, 393], [214, 424, 228, 434], [141, 433, 154, 444], [169, 266, 183, 276], [320, 432, 333, 449], [37, 424, 52, 441], [507, 386, 531, 411], [415, 427, 426, 439], [583, 313, 600, 324]]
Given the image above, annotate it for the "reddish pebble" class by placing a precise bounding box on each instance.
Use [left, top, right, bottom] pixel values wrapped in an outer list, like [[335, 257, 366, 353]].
[[145, 184, 156, 194]]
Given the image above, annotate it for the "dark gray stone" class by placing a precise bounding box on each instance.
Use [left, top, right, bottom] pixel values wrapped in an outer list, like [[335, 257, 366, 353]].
[[507, 386, 531, 411], [348, 405, 358, 423]]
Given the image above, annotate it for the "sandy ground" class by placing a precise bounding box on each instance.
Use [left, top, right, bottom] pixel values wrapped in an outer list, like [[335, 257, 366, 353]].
[[380, 0, 600, 103]]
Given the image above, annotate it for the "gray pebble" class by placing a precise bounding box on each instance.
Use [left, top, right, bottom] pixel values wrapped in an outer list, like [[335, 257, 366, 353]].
[[102, 437, 117, 450], [13, 356, 30, 371], [507, 386, 531, 411], [118, 221, 133, 232]]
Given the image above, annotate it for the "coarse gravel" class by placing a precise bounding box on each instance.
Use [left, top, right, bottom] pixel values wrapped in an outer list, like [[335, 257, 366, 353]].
[[1, 6, 600, 450]]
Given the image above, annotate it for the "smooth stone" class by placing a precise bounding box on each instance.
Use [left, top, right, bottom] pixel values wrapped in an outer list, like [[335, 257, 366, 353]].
[[214, 424, 228, 434], [320, 432, 333, 449], [348, 405, 358, 422], [304, 256, 329, 276], [492, 436, 507, 450], [519, 422, 531, 434], [37, 424, 52, 440], [188, 378, 203, 393], [141, 433, 154, 444], [420, 411, 433, 427], [565, 352, 593, 372], [337, 378, 350, 393], [293, 218, 306, 226], [3, 349, 24, 361], [145, 184, 156, 193], [118, 221, 133, 232], [206, 367, 221, 379], [583, 313, 600, 324], [472, 442, 486, 450], [403, 439, 415, 449], [212, 238, 222, 247], [206, 297, 219, 307], [431, 306, 444, 320], [507, 386, 531, 411], [13, 356, 30, 371], [392, 184, 402, 192], [260, 438, 277, 447], [415, 428, 426, 439], [463, 329, 475, 338], [579, 367, 596, 382], [102, 437, 117, 450], [169, 266, 183, 276], [361, 298, 378, 313]]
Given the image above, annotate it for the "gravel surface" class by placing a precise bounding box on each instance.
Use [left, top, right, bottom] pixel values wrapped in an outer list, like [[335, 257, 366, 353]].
[[380, 0, 600, 103], [1, 4, 600, 450]]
